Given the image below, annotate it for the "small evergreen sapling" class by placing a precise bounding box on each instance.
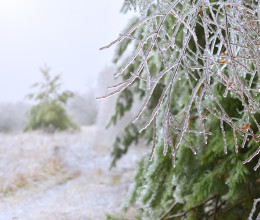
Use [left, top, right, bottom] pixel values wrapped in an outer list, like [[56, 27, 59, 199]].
[[25, 66, 79, 132]]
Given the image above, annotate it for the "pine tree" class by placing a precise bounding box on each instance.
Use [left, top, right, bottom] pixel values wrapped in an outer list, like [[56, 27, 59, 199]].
[[25, 66, 79, 132], [99, 1, 260, 219]]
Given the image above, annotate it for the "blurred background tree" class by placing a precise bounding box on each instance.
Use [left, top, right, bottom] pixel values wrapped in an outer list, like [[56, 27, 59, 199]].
[[102, 0, 260, 219], [25, 66, 79, 132]]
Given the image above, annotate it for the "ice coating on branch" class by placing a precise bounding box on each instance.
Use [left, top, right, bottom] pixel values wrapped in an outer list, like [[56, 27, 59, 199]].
[[100, 0, 260, 168], [248, 198, 260, 220]]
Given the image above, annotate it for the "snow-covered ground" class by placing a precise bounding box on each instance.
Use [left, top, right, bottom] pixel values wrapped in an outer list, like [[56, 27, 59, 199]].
[[0, 126, 147, 220]]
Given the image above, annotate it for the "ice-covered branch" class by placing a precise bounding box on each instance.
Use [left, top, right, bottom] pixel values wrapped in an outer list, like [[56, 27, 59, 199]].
[[99, 0, 260, 169]]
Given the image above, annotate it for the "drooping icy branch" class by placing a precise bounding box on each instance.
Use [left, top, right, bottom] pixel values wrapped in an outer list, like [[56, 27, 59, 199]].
[[99, 0, 260, 169]]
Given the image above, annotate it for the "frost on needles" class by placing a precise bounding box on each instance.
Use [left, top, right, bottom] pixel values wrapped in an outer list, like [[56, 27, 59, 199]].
[[99, 0, 260, 219]]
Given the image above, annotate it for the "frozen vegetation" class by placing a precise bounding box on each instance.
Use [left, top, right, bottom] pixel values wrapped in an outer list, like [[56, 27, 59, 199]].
[[0, 92, 98, 134], [0, 68, 147, 219], [0, 128, 146, 220]]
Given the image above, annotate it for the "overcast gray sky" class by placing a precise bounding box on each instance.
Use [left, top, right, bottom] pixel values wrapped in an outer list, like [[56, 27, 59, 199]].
[[0, 0, 132, 102]]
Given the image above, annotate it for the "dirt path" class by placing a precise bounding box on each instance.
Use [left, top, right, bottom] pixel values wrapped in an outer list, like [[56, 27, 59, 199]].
[[0, 127, 146, 220]]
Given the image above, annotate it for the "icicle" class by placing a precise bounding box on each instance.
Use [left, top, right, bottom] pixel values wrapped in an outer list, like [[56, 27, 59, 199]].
[[241, 133, 248, 148], [254, 158, 260, 171], [149, 115, 157, 161], [243, 147, 260, 165], [142, 50, 151, 90], [233, 128, 238, 153], [220, 119, 228, 154], [248, 198, 260, 220], [168, 131, 176, 168], [163, 121, 169, 156], [195, 90, 208, 144]]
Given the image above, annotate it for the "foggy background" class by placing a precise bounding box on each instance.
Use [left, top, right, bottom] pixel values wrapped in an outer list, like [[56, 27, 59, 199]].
[[0, 0, 132, 102], [0, 0, 136, 132], [0, 1, 145, 219]]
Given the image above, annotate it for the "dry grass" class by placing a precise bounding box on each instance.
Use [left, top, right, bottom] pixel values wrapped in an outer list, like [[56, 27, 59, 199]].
[[0, 126, 146, 220]]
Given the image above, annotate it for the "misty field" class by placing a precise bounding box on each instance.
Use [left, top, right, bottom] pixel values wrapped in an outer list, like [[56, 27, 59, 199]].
[[0, 126, 145, 220], [0, 66, 146, 220]]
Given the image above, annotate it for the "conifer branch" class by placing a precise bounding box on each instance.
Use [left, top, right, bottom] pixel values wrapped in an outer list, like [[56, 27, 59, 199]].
[[100, 0, 260, 169]]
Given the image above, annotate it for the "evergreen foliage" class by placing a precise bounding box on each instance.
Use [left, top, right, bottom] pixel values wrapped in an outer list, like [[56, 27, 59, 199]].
[[100, 0, 260, 219], [25, 66, 79, 132]]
